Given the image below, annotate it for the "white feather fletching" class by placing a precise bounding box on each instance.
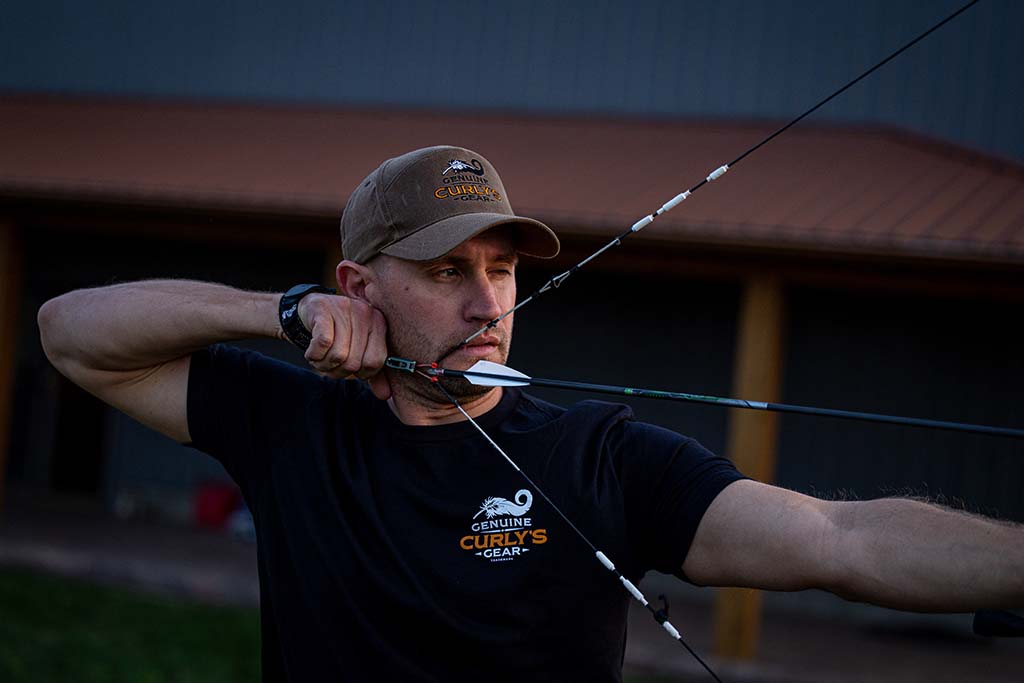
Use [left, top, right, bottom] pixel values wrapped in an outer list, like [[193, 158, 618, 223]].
[[465, 360, 531, 387]]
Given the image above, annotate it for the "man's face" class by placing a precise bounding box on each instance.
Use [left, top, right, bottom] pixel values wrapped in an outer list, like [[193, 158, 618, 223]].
[[368, 227, 518, 400]]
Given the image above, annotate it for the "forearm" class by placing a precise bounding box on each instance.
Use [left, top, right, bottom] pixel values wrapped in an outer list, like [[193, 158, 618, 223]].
[[38, 279, 282, 376], [831, 497, 1024, 612]]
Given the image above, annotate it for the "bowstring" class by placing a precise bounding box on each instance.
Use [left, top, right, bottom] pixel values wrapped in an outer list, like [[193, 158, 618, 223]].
[[432, 379, 724, 683], [420, 1, 984, 679], [441, 0, 982, 354]]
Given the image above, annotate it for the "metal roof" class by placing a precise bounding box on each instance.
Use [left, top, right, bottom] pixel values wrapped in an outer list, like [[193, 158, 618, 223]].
[[4, 1, 1022, 163], [2, 97, 1022, 265]]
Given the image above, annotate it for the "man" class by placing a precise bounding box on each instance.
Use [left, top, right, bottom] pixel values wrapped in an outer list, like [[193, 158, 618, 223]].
[[38, 146, 1023, 682]]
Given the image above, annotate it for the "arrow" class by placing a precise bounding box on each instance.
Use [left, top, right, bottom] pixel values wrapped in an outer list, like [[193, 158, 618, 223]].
[[403, 359, 1024, 440], [399, 2, 992, 680]]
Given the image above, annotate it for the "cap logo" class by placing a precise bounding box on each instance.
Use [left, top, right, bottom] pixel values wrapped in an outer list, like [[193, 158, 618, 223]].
[[443, 158, 485, 176], [343, 146, 557, 263], [433, 184, 503, 201], [434, 157, 503, 203]]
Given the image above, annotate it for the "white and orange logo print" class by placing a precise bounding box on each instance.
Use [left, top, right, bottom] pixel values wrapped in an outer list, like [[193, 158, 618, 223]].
[[434, 158, 503, 202], [459, 489, 548, 562]]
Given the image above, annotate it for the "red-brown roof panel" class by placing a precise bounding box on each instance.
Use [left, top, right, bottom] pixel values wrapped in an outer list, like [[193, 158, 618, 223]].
[[898, 167, 988, 242], [970, 179, 1024, 242], [1, 96, 1023, 264]]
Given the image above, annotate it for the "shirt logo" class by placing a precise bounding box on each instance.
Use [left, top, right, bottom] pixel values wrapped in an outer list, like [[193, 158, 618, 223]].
[[474, 490, 532, 518], [459, 489, 548, 563]]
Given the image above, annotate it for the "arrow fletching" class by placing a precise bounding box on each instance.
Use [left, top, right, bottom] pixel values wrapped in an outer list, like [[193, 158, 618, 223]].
[[463, 361, 531, 387]]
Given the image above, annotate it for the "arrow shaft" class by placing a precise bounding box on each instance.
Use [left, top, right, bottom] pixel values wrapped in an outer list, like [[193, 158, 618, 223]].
[[386, 4, 994, 680], [439, 367, 1024, 440]]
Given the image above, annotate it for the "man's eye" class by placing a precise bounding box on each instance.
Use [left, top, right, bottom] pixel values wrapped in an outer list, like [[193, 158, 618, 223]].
[[436, 268, 459, 278]]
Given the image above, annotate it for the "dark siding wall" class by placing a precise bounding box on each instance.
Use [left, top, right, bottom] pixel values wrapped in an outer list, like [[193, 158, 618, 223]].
[[778, 286, 1024, 521], [11, 223, 324, 511], [13, 216, 1021, 541], [512, 265, 739, 456], [2, 1, 1021, 161], [12, 233, 740, 511]]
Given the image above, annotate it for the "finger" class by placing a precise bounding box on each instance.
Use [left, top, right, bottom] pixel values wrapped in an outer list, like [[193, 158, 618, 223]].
[[367, 309, 391, 399], [321, 313, 353, 377], [356, 309, 388, 380], [341, 304, 369, 375], [304, 315, 334, 364]]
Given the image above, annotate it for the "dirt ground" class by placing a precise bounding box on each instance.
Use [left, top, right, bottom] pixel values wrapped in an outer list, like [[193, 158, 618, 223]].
[[2, 487, 1021, 683]]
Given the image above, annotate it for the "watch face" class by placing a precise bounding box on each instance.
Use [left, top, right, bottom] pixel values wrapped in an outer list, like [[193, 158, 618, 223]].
[[285, 284, 318, 298]]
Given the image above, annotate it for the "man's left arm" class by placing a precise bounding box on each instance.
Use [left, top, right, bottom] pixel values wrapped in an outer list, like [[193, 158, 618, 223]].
[[683, 480, 1024, 612]]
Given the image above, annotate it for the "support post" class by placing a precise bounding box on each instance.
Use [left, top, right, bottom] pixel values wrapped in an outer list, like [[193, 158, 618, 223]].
[[0, 222, 24, 511], [714, 274, 786, 660]]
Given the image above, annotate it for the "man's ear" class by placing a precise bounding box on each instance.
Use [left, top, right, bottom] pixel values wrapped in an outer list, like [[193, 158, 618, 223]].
[[336, 260, 373, 303]]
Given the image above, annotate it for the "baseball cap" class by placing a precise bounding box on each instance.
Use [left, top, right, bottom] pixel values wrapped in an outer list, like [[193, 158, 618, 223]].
[[340, 145, 560, 264]]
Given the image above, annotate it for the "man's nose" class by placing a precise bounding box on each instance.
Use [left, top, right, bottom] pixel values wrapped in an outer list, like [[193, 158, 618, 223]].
[[464, 274, 505, 322]]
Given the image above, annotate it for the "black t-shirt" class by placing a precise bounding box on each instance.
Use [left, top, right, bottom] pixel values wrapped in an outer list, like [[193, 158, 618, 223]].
[[187, 345, 744, 682]]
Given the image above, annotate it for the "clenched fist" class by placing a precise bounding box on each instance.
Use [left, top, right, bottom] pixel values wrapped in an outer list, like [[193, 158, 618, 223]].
[[298, 293, 391, 400]]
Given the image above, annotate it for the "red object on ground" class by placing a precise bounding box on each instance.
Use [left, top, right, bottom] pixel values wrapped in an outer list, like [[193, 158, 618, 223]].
[[194, 482, 241, 529]]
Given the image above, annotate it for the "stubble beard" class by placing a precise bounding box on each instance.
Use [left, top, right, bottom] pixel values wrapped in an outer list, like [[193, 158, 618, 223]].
[[382, 311, 513, 407]]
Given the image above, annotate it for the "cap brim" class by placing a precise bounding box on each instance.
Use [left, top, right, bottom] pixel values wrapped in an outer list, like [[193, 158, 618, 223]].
[[379, 212, 560, 261]]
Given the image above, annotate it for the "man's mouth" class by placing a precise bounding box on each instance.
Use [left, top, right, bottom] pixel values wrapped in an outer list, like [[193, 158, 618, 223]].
[[461, 336, 501, 358]]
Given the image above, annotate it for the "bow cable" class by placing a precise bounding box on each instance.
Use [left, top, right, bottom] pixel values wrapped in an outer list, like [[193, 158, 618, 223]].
[[428, 377, 724, 683], [451, 0, 983, 353], [405, 1, 986, 680]]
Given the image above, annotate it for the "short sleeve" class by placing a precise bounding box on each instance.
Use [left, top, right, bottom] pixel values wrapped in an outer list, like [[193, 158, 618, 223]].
[[612, 421, 746, 580], [186, 344, 334, 492]]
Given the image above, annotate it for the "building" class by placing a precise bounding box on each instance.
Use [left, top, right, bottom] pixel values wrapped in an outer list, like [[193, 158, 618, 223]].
[[1, 0, 1021, 661]]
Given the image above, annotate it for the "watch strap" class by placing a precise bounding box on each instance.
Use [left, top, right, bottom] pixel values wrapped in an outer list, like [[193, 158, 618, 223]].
[[279, 284, 336, 350]]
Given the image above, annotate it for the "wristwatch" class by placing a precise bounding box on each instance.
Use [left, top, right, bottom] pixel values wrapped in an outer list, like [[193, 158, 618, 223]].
[[279, 284, 336, 350]]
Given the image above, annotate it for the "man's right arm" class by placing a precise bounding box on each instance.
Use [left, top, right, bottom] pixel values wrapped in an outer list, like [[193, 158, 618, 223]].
[[37, 280, 388, 444]]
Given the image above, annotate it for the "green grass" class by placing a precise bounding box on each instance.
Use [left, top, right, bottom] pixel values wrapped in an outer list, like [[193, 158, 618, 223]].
[[0, 567, 682, 682], [0, 568, 260, 683]]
